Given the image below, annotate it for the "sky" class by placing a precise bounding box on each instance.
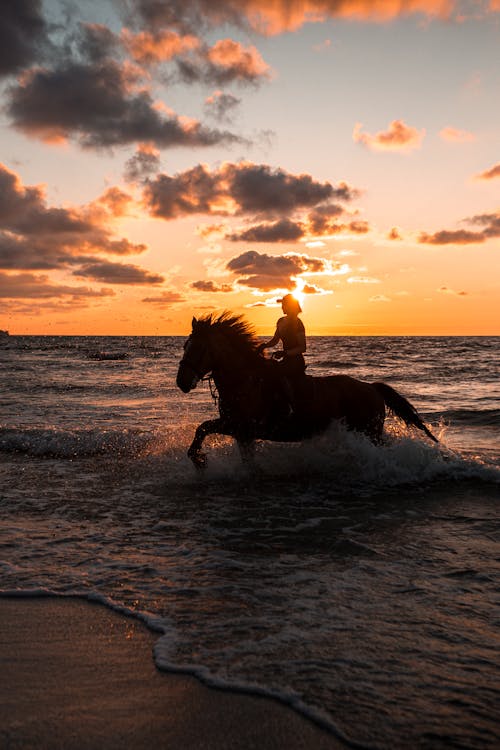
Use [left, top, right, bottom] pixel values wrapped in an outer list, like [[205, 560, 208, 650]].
[[1, 0, 499, 335]]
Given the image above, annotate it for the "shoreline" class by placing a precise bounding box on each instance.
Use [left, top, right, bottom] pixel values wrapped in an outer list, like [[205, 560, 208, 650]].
[[0, 596, 343, 749]]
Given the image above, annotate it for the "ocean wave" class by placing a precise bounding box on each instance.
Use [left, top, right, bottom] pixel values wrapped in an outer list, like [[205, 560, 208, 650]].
[[429, 408, 500, 427], [137, 422, 500, 490], [85, 350, 130, 361], [0, 426, 154, 458]]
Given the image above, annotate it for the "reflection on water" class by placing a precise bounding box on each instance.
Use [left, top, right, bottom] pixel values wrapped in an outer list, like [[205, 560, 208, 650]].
[[1, 434, 499, 747]]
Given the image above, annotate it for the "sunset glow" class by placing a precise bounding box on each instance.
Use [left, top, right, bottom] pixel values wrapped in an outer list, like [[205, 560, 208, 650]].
[[1, 0, 499, 335]]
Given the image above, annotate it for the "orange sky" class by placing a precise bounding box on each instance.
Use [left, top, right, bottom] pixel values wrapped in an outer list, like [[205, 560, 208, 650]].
[[1, 0, 499, 335]]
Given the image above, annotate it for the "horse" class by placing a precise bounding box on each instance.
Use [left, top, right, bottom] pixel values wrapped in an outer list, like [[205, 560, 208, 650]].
[[176, 312, 438, 468]]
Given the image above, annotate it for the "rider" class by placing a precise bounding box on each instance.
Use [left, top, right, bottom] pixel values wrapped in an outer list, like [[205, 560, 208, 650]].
[[257, 293, 307, 416]]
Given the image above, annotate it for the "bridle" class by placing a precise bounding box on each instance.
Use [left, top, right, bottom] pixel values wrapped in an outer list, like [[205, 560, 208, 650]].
[[178, 353, 208, 382], [179, 337, 216, 394]]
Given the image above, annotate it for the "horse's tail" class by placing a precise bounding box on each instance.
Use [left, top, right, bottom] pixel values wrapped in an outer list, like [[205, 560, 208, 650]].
[[372, 382, 438, 443]]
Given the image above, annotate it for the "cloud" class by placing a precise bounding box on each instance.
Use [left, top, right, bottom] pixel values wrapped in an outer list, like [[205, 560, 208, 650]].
[[74, 262, 165, 285], [0, 0, 48, 77], [0, 163, 147, 271], [8, 56, 243, 150], [353, 120, 425, 152], [97, 187, 135, 217], [369, 294, 391, 302], [143, 161, 357, 220], [388, 227, 403, 240], [176, 38, 271, 86], [228, 218, 305, 242], [196, 223, 228, 240], [437, 286, 467, 295], [126, 1, 461, 36], [307, 203, 369, 236], [301, 282, 331, 295], [191, 280, 234, 292], [5, 19, 244, 151], [124, 26, 271, 86], [122, 28, 200, 65], [141, 289, 186, 305], [227, 210, 369, 243], [0, 271, 115, 299], [476, 162, 500, 180], [204, 91, 242, 123], [124, 144, 162, 182], [439, 126, 475, 143], [419, 210, 500, 245], [226, 249, 345, 291]]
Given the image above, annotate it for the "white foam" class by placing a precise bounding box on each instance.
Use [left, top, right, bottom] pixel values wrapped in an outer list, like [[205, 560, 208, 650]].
[[149, 422, 500, 492]]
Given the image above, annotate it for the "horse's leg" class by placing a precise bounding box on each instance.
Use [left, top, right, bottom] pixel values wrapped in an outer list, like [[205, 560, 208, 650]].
[[237, 438, 256, 466], [187, 418, 229, 468]]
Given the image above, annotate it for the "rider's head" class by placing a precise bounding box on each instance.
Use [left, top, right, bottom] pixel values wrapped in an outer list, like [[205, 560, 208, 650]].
[[280, 293, 302, 315]]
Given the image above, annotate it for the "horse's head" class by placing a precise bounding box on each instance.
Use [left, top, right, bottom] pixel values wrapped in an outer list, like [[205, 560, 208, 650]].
[[176, 317, 214, 393], [177, 312, 260, 393]]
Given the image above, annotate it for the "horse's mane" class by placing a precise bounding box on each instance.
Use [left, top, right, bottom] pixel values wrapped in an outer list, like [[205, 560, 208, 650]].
[[192, 312, 260, 355]]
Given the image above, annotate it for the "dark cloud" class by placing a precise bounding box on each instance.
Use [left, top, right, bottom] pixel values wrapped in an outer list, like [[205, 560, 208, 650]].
[[7, 56, 242, 150], [476, 162, 500, 180], [175, 38, 271, 86], [74, 262, 165, 285], [76, 23, 121, 64], [204, 91, 241, 123], [144, 162, 356, 220], [228, 218, 305, 242], [388, 227, 403, 240], [0, 271, 115, 299], [226, 250, 328, 291], [124, 145, 162, 182], [0, 163, 90, 235], [306, 203, 344, 234], [229, 166, 353, 214], [122, 28, 200, 65], [122, 0, 241, 34], [123, 28, 270, 88], [306, 205, 369, 236], [191, 280, 233, 292], [125, 0, 459, 36], [226, 208, 369, 243], [419, 211, 500, 245], [0, 0, 48, 77], [0, 162, 145, 270], [346, 220, 370, 234], [142, 290, 186, 305]]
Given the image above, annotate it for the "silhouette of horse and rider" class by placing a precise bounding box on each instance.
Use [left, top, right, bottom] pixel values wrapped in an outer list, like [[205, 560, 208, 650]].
[[176, 296, 437, 468]]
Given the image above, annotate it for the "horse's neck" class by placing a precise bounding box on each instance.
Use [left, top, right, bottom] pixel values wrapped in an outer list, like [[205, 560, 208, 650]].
[[212, 340, 256, 392]]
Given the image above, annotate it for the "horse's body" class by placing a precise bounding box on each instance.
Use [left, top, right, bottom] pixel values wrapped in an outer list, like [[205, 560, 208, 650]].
[[176, 313, 437, 467]]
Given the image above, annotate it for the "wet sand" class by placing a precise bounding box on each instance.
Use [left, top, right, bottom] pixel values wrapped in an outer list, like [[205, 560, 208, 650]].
[[0, 597, 343, 749]]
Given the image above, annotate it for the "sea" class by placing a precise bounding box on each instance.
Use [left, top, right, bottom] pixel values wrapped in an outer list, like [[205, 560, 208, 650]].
[[1, 334, 499, 748]]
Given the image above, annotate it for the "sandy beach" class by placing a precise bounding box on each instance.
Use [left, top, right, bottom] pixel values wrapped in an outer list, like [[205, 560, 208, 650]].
[[0, 597, 342, 750]]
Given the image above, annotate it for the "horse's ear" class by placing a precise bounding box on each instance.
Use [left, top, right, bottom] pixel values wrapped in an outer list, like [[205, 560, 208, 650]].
[[192, 316, 197, 329]]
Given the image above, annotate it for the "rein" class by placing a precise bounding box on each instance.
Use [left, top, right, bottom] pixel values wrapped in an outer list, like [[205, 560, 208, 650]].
[[204, 374, 219, 406]]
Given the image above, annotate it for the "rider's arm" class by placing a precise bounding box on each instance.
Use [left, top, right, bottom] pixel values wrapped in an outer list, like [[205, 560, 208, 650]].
[[258, 327, 280, 351]]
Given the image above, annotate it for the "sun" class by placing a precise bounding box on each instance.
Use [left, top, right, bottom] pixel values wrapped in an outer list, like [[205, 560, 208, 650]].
[[291, 280, 306, 309]]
